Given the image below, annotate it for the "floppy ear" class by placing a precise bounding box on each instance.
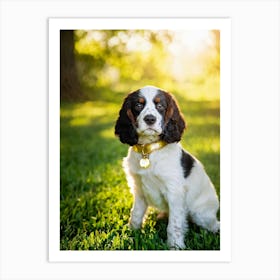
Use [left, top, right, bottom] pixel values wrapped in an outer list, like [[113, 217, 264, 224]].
[[115, 95, 138, 146], [161, 92, 186, 143]]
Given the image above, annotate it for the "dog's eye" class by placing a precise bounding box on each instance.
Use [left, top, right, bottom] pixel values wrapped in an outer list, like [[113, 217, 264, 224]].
[[135, 103, 144, 111], [156, 103, 164, 111]]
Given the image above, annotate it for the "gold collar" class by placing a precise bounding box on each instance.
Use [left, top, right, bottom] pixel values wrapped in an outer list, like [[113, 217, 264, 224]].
[[132, 140, 167, 168]]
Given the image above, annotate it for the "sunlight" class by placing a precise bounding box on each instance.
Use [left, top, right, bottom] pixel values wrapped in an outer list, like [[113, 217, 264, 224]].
[[168, 30, 215, 79], [74, 29, 220, 101], [100, 127, 115, 139], [171, 31, 213, 54], [61, 101, 118, 127], [125, 33, 152, 52]]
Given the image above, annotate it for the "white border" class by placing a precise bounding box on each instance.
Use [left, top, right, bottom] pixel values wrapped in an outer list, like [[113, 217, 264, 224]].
[[49, 18, 231, 262], [1, 0, 279, 279]]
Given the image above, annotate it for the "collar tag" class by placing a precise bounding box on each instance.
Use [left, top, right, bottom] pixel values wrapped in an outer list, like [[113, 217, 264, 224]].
[[139, 155, 150, 168]]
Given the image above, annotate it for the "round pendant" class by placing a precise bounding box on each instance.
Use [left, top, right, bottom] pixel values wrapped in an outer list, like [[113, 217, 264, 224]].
[[139, 158, 150, 168]]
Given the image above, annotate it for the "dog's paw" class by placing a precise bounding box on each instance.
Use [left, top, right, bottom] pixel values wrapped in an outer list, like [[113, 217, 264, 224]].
[[209, 220, 220, 233], [128, 220, 142, 230], [167, 237, 186, 250]]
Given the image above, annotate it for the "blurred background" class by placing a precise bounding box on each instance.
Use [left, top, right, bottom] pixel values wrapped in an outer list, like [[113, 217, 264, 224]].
[[60, 29, 220, 102]]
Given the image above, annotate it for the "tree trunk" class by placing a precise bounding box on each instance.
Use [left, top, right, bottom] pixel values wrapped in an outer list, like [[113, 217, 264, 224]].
[[60, 30, 83, 101]]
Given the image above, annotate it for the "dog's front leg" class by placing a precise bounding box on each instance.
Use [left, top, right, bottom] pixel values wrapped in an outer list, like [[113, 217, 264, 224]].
[[166, 193, 187, 249], [125, 171, 147, 229], [129, 193, 147, 229]]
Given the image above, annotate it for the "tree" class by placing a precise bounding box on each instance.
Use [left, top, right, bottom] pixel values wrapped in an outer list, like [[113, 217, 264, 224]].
[[60, 30, 84, 101]]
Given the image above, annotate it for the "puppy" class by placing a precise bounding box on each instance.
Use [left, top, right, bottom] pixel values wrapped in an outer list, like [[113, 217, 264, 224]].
[[115, 85, 220, 249]]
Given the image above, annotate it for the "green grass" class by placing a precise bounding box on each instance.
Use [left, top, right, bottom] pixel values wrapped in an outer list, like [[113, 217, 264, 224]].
[[60, 95, 220, 250]]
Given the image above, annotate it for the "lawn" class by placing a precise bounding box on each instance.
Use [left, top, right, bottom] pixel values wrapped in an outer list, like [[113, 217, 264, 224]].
[[60, 93, 220, 250]]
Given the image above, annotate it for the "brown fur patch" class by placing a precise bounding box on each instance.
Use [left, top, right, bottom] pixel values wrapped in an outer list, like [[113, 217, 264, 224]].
[[154, 97, 161, 103], [138, 97, 145, 104], [164, 93, 174, 123], [127, 109, 135, 123]]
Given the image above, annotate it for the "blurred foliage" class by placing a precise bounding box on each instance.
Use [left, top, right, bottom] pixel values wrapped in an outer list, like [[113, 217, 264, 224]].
[[72, 29, 220, 101]]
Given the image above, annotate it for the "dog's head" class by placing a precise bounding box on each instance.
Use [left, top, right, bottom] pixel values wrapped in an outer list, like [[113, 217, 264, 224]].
[[115, 86, 186, 145]]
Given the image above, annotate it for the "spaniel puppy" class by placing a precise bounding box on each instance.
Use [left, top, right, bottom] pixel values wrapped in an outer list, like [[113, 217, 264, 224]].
[[115, 85, 220, 249]]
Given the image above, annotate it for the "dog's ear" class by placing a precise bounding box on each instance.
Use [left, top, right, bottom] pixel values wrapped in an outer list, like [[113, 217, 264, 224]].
[[115, 94, 138, 146], [161, 92, 186, 143]]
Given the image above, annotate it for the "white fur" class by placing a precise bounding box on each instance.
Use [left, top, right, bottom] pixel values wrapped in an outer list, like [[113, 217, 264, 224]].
[[136, 86, 163, 144], [123, 143, 219, 249]]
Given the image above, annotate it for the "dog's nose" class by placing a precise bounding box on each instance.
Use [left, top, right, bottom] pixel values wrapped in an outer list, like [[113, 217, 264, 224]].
[[144, 114, 156, 125]]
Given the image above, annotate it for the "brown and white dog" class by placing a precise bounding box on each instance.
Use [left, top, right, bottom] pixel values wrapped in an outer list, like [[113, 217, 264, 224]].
[[115, 85, 219, 249]]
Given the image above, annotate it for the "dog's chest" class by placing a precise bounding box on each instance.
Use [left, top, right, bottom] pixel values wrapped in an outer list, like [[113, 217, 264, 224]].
[[124, 144, 184, 211], [140, 171, 169, 211], [128, 147, 179, 211]]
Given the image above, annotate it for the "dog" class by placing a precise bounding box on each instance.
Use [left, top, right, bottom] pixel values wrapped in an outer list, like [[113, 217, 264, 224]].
[[115, 85, 220, 249]]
